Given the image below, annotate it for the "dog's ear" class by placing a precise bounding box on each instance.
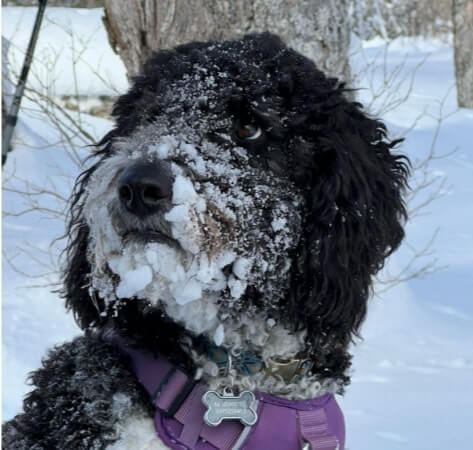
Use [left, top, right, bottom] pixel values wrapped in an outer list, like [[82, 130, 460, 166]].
[[60, 161, 106, 330], [288, 95, 410, 350]]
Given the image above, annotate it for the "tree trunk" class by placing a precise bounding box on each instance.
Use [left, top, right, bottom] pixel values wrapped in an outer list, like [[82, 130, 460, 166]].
[[453, 0, 473, 108], [102, 0, 351, 84], [2, 37, 14, 164]]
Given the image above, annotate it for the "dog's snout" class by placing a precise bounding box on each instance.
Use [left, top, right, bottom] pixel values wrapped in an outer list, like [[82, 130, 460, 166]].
[[118, 162, 173, 216]]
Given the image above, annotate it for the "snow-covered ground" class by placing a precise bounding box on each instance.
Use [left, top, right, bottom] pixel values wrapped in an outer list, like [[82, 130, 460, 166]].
[[2, 7, 473, 449]]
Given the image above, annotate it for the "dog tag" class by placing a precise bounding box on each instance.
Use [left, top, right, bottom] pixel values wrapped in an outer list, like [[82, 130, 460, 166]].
[[202, 390, 258, 427]]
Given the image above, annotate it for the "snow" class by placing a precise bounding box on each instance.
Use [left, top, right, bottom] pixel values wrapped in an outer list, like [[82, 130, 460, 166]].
[[2, 7, 473, 449], [171, 278, 203, 306], [2, 7, 127, 96], [164, 204, 190, 222], [232, 257, 252, 280], [271, 217, 287, 232], [213, 324, 225, 346], [340, 35, 473, 450], [171, 175, 198, 205], [227, 274, 247, 299], [115, 266, 153, 299], [149, 143, 170, 160]]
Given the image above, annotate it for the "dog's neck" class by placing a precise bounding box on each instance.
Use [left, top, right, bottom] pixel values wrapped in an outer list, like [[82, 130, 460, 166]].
[[110, 295, 338, 400], [185, 311, 337, 399]]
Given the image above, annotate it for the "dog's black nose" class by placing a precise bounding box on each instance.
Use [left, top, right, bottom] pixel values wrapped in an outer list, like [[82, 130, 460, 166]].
[[118, 162, 173, 216]]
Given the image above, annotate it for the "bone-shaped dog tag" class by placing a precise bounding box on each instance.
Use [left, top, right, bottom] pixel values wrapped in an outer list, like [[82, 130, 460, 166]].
[[202, 390, 258, 427]]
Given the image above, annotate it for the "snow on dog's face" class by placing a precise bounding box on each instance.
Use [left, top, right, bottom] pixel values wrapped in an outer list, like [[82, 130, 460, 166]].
[[65, 34, 408, 381], [81, 68, 305, 336]]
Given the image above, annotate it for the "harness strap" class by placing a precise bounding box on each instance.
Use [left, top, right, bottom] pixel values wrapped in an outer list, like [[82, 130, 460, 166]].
[[115, 338, 341, 450], [174, 384, 243, 449], [174, 383, 206, 447], [117, 341, 242, 449], [298, 409, 339, 450]]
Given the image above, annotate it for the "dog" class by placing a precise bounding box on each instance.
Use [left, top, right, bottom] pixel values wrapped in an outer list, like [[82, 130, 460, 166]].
[[3, 33, 409, 450]]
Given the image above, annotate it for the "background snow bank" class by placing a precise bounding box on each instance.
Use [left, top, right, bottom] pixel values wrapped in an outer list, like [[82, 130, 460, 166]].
[[2, 8, 473, 449], [342, 36, 473, 450], [2, 7, 127, 96]]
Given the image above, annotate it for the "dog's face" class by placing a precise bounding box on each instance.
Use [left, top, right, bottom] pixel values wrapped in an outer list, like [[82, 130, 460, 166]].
[[82, 96, 305, 335], [64, 33, 408, 378]]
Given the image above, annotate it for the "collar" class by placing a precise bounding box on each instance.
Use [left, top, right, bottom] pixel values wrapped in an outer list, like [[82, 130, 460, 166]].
[[200, 339, 314, 383]]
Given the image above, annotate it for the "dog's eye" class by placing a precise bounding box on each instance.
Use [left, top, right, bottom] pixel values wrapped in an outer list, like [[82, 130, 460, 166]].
[[236, 125, 262, 141]]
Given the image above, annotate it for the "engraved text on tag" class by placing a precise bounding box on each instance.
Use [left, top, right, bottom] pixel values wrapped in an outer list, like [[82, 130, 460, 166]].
[[202, 390, 258, 427]]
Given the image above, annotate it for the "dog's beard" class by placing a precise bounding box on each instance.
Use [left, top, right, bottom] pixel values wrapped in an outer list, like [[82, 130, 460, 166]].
[[83, 126, 304, 340]]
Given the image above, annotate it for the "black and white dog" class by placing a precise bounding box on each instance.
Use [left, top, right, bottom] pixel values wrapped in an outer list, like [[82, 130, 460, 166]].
[[3, 33, 409, 449]]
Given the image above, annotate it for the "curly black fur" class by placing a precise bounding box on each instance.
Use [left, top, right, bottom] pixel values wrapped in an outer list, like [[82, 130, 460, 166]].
[[4, 32, 409, 448], [2, 335, 150, 449], [62, 33, 408, 381]]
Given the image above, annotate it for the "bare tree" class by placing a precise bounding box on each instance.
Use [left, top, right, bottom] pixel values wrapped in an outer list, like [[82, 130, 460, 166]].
[[2, 37, 14, 162], [351, 0, 453, 40], [350, 43, 456, 292], [453, 0, 473, 108], [2, 25, 113, 285], [102, 0, 351, 83]]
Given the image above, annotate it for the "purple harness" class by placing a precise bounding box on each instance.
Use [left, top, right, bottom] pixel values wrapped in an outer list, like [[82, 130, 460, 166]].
[[117, 341, 345, 449]]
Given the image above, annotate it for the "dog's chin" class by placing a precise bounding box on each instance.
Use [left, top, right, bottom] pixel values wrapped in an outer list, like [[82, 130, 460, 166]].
[[122, 229, 181, 249]]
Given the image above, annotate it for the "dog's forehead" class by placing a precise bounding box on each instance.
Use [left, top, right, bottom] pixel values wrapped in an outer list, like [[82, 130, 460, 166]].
[[113, 53, 290, 161], [179, 37, 280, 82], [155, 41, 287, 117]]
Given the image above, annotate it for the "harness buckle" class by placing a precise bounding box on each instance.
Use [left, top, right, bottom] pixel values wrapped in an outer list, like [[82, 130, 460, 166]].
[[153, 366, 198, 418]]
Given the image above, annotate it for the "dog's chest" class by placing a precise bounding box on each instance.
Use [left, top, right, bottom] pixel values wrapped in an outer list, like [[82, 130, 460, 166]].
[[106, 414, 168, 450]]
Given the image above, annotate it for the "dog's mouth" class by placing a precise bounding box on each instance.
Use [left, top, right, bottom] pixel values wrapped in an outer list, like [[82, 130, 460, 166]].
[[123, 229, 180, 248]]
